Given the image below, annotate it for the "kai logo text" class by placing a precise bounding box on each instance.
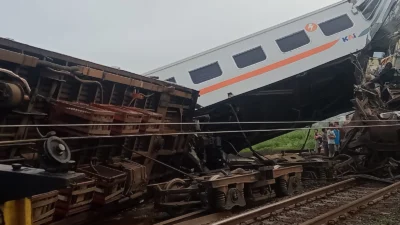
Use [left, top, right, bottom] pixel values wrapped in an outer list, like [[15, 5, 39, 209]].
[[342, 34, 357, 42]]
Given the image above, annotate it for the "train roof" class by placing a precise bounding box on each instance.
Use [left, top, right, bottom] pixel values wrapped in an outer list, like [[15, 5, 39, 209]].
[[0, 37, 195, 94], [143, 0, 348, 75]]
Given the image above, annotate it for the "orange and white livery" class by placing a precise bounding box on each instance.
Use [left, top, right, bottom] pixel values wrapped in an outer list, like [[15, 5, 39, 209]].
[[305, 23, 318, 32], [144, 0, 399, 107]]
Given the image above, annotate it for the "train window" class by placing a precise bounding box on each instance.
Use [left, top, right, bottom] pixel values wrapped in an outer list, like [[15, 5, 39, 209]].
[[233, 46, 267, 68], [189, 62, 223, 84], [276, 30, 310, 52], [165, 77, 176, 83], [319, 14, 354, 36], [361, 0, 381, 20], [357, 0, 372, 11]]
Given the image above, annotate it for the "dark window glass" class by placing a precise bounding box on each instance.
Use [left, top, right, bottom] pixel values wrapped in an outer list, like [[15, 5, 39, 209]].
[[276, 30, 310, 52], [233, 46, 267, 68], [319, 14, 354, 36], [189, 62, 222, 84], [357, 0, 371, 11], [362, 0, 380, 20], [165, 77, 176, 83]]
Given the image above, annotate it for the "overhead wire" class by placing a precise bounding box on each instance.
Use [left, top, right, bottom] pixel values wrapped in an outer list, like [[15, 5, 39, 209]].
[[4, 122, 400, 145], [5, 119, 400, 128]]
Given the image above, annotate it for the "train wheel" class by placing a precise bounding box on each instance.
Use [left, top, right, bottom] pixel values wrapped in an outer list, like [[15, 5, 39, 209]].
[[163, 178, 189, 216], [165, 178, 185, 191]]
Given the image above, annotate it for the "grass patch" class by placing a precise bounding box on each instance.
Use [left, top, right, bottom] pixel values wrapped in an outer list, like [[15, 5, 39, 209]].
[[243, 129, 315, 153]]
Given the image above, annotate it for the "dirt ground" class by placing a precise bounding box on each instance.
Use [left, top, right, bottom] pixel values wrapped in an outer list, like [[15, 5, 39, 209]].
[[338, 193, 400, 225]]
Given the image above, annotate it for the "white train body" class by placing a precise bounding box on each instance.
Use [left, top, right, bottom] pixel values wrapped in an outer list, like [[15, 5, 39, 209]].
[[145, 0, 399, 107]]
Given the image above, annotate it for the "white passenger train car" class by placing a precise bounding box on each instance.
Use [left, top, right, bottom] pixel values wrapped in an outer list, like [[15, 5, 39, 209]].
[[145, 0, 398, 107]]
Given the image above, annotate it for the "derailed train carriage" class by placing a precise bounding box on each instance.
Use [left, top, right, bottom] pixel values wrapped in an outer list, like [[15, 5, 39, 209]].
[[183, 0, 400, 186], [0, 38, 200, 223], [145, 0, 400, 153], [0, 39, 303, 223]]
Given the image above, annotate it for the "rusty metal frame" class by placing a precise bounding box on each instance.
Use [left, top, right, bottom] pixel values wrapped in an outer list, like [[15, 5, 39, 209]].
[[0, 40, 198, 184], [0, 38, 195, 99], [272, 165, 303, 178], [200, 171, 260, 189]]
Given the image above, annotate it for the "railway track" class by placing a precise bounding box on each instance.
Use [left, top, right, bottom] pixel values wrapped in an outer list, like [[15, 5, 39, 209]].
[[171, 178, 400, 225], [152, 180, 332, 225]]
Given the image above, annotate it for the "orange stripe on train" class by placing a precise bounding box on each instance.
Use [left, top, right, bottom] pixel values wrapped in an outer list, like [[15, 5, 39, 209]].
[[199, 39, 339, 95]]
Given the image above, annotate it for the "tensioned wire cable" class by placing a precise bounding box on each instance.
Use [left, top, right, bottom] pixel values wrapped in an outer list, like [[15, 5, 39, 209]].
[[0, 119, 393, 128], [1, 122, 400, 145]]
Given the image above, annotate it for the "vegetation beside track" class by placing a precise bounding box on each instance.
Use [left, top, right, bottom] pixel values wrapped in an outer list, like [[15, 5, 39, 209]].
[[243, 129, 315, 153]]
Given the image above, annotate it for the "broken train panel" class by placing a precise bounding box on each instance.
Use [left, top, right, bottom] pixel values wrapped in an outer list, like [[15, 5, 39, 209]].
[[340, 34, 400, 175]]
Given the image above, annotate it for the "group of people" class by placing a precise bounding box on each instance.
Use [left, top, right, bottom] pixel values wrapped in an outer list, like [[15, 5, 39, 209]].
[[314, 122, 342, 158]]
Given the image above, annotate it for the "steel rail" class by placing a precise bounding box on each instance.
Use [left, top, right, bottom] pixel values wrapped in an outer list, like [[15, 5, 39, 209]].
[[154, 211, 232, 225], [175, 212, 233, 225], [212, 178, 357, 225], [154, 210, 207, 225], [1, 120, 400, 128], [300, 181, 400, 225]]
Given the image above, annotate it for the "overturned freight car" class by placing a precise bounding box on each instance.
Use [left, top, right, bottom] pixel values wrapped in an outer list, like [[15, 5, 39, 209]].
[[0, 38, 199, 221]]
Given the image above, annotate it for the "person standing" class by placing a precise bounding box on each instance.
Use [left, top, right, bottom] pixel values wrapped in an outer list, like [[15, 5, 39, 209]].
[[327, 123, 336, 158], [333, 122, 340, 153], [321, 128, 329, 157], [314, 129, 322, 154]]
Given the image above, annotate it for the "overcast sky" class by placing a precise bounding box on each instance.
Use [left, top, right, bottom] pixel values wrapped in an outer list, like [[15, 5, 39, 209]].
[[2, 0, 339, 74]]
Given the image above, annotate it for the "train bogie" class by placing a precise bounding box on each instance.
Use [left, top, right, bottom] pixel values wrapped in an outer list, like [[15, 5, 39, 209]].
[[272, 166, 303, 197], [149, 165, 303, 215], [202, 169, 257, 211]]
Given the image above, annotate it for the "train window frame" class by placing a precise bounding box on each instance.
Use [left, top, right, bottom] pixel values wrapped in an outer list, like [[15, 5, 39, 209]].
[[165, 77, 176, 83], [189, 62, 223, 84], [318, 14, 354, 36], [275, 30, 311, 53], [357, 0, 372, 11], [360, 0, 381, 20], [232, 46, 267, 69]]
